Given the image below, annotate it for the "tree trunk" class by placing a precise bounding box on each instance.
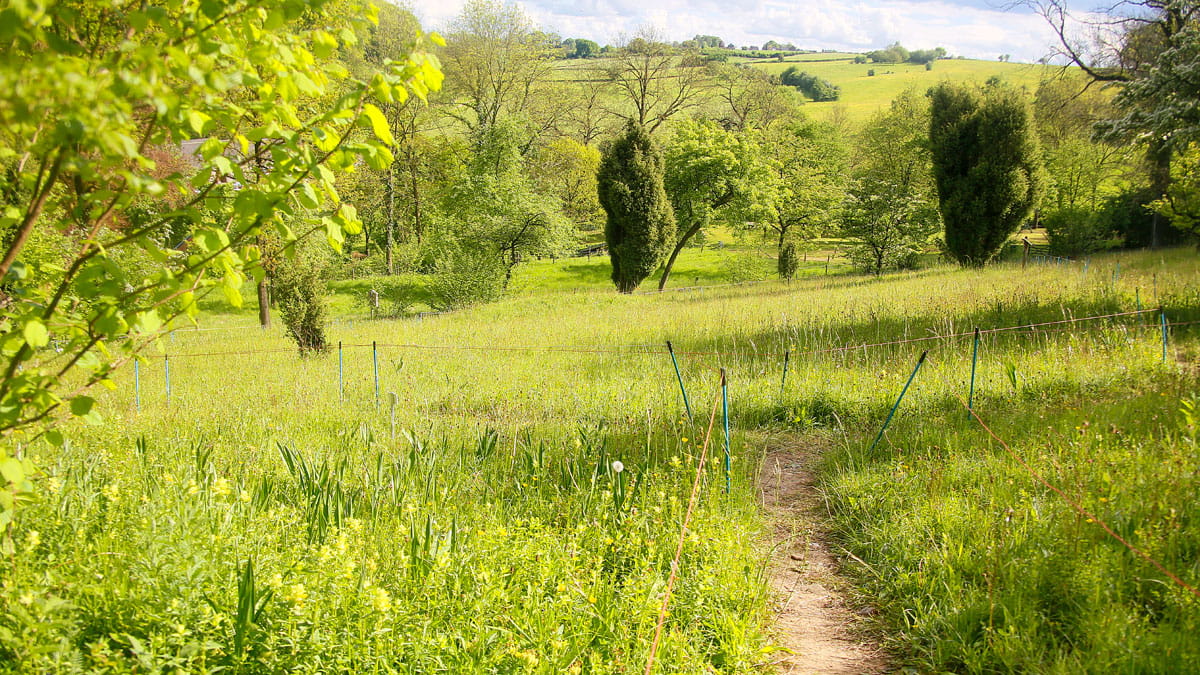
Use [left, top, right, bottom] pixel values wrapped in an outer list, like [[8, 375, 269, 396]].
[[407, 145, 423, 244], [252, 140, 272, 329], [257, 280, 270, 329], [658, 220, 704, 291], [1148, 140, 1172, 250], [385, 166, 395, 275]]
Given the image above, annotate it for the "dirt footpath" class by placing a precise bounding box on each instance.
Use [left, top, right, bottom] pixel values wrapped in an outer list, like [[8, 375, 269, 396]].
[[759, 437, 890, 674]]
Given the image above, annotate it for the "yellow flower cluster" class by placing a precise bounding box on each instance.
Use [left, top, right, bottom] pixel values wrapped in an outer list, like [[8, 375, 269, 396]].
[[367, 585, 392, 613]]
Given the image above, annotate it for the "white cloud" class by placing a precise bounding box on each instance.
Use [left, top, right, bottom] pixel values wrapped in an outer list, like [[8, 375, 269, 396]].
[[403, 0, 1063, 62]]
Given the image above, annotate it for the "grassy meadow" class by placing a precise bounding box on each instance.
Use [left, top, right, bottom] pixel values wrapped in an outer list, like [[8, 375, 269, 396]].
[[3, 246, 1198, 672], [552, 52, 1063, 128], [748, 54, 1066, 124]]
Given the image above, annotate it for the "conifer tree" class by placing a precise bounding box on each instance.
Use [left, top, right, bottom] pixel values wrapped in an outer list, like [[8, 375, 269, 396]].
[[929, 83, 1045, 266], [597, 122, 676, 293]]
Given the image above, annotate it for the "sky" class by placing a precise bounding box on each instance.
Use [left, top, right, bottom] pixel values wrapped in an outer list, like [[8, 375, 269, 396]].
[[402, 0, 1085, 64]]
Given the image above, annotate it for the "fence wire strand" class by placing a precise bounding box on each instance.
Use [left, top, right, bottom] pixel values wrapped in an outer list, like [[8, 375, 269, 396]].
[[936, 377, 1200, 601], [158, 309, 1178, 361]]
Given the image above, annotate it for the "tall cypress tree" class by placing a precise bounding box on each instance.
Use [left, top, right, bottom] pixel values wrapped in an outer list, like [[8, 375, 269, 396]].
[[929, 82, 1045, 266], [597, 122, 676, 293]]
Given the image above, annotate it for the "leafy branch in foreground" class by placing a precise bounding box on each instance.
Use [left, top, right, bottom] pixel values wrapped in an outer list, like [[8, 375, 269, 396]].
[[0, 0, 443, 532]]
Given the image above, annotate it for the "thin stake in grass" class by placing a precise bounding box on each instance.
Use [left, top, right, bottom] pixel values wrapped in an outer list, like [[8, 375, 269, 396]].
[[1161, 307, 1168, 364], [338, 341, 344, 400], [722, 368, 730, 495], [967, 328, 980, 420], [164, 354, 171, 407], [389, 391, 398, 442], [780, 349, 791, 395], [373, 341, 380, 409], [666, 341, 692, 424], [868, 350, 927, 453]]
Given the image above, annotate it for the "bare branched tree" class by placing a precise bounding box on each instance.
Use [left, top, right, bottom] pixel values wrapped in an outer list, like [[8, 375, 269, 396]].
[[605, 27, 712, 133], [441, 0, 557, 132]]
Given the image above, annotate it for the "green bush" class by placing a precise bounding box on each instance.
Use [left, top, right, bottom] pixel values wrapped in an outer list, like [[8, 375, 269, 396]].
[[720, 253, 768, 283], [1043, 207, 1120, 256], [777, 241, 799, 280], [273, 243, 331, 355], [1096, 187, 1190, 248], [428, 247, 505, 310]]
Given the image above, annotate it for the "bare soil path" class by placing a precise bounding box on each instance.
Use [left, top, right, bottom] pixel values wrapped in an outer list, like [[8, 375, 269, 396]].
[[758, 436, 890, 674]]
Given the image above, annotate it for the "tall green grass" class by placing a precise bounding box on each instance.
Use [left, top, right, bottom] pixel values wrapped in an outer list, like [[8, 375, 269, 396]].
[[2, 248, 1196, 672]]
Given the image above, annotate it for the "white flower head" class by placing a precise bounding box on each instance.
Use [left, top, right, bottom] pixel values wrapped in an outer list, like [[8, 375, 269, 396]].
[[611, 460, 624, 474]]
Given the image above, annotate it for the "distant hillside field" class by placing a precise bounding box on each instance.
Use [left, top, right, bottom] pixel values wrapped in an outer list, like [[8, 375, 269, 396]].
[[551, 53, 1075, 128], [748, 55, 1071, 124]]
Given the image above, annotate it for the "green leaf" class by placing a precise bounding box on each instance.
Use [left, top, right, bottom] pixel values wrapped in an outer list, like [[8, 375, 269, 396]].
[[312, 30, 338, 59], [23, 320, 48, 348], [335, 203, 362, 236], [193, 228, 229, 253], [0, 458, 24, 485], [323, 216, 345, 252], [297, 182, 320, 209], [360, 104, 395, 146], [70, 396, 95, 417], [132, 311, 162, 334], [76, 350, 101, 371], [211, 155, 234, 177], [180, 291, 198, 318], [187, 109, 211, 135], [222, 270, 244, 307]]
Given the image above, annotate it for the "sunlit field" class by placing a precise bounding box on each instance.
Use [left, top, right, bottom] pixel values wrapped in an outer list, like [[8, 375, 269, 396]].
[[4, 248, 1198, 672]]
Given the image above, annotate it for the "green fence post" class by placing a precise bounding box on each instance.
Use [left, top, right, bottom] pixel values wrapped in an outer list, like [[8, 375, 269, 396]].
[[666, 341, 693, 424], [869, 350, 927, 453], [967, 328, 980, 420], [721, 368, 730, 495], [1161, 308, 1169, 364]]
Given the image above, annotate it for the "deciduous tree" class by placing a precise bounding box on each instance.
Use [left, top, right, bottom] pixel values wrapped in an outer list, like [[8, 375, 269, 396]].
[[442, 0, 556, 133], [762, 119, 849, 250], [659, 121, 771, 290], [1030, 0, 1200, 246], [842, 90, 940, 274], [713, 65, 801, 132], [0, 0, 442, 439], [605, 28, 711, 133]]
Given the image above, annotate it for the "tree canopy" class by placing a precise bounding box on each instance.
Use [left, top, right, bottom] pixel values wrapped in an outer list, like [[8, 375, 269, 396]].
[[0, 0, 443, 437]]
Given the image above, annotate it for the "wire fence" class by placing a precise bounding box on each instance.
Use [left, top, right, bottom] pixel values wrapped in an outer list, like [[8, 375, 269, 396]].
[[156, 308, 1180, 361], [122, 303, 1200, 611]]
